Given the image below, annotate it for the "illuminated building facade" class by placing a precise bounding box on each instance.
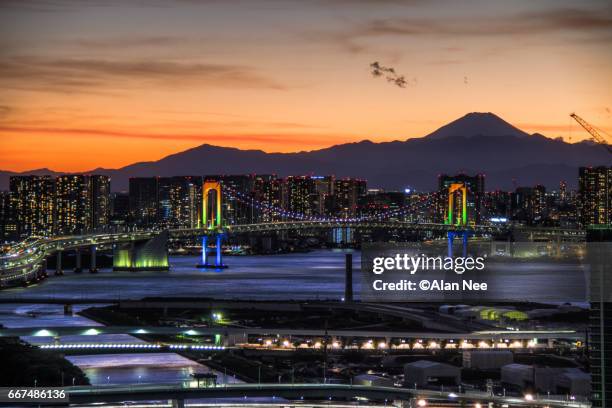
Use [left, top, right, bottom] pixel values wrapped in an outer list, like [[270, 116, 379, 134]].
[[252, 175, 284, 222], [9, 175, 55, 237], [88, 175, 111, 230], [158, 176, 201, 228], [579, 166, 612, 227], [286, 176, 317, 217], [512, 185, 547, 225], [0, 191, 17, 241], [333, 178, 367, 218], [55, 175, 89, 235]]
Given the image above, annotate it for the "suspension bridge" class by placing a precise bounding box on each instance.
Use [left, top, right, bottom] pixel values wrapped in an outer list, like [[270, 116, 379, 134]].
[[0, 182, 584, 287]]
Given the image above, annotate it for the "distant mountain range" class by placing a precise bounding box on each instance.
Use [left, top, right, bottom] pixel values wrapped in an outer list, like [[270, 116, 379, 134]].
[[1, 112, 609, 192]]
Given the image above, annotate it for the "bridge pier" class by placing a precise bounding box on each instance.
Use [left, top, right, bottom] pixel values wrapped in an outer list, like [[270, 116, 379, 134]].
[[197, 235, 209, 268], [74, 250, 82, 273], [89, 245, 98, 273], [113, 231, 169, 271], [197, 233, 227, 269], [344, 253, 353, 302], [170, 399, 185, 408], [55, 251, 64, 276], [447, 231, 470, 258]]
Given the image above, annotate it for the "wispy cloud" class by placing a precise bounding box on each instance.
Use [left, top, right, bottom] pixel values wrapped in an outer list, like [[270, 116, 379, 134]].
[[352, 8, 612, 37], [0, 124, 345, 146], [310, 6, 612, 54], [0, 56, 286, 94]]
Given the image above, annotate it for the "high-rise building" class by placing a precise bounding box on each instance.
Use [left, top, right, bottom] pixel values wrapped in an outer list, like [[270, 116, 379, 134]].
[[88, 175, 111, 231], [286, 176, 317, 217], [9, 175, 55, 237], [512, 185, 547, 224], [55, 175, 89, 235], [333, 178, 367, 218], [482, 190, 511, 222], [587, 226, 612, 408], [129, 177, 159, 226], [579, 166, 612, 227], [0, 191, 17, 241], [437, 174, 485, 225], [158, 176, 201, 228], [110, 192, 130, 224], [358, 190, 407, 221], [252, 175, 284, 222]]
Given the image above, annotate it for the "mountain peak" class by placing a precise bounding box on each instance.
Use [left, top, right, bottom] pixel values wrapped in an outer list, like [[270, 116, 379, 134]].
[[424, 112, 529, 140]]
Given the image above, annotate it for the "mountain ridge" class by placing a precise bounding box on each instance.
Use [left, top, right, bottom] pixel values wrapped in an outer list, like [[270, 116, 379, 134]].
[[1, 112, 609, 191]]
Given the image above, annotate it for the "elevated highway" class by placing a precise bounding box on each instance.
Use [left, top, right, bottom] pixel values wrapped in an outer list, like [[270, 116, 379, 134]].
[[66, 383, 590, 408], [0, 324, 583, 343]]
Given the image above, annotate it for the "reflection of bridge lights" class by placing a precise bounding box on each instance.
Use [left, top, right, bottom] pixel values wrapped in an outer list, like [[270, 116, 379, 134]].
[[34, 329, 53, 337], [83, 328, 100, 336], [184, 330, 197, 336], [417, 399, 427, 407], [524, 394, 534, 401]]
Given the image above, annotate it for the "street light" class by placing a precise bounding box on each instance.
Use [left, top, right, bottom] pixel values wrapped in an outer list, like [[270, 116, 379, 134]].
[[417, 399, 427, 407]]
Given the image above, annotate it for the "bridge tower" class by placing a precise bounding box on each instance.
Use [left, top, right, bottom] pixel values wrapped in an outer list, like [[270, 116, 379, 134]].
[[446, 183, 468, 226], [202, 180, 222, 230], [198, 180, 227, 269], [445, 182, 471, 257]]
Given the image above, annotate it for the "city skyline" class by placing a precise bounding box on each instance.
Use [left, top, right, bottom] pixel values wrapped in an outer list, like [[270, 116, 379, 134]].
[[1, 0, 611, 172]]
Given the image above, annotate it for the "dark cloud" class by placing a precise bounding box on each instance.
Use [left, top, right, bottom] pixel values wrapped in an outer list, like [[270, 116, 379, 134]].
[[370, 61, 413, 88], [0, 56, 286, 94], [352, 7, 612, 38], [310, 6, 612, 55]]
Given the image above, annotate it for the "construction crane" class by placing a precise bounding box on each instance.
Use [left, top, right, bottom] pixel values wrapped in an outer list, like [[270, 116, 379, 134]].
[[570, 112, 612, 154]]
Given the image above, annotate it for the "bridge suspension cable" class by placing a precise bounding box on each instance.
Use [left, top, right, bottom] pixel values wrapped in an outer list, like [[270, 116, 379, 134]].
[[220, 185, 439, 223]]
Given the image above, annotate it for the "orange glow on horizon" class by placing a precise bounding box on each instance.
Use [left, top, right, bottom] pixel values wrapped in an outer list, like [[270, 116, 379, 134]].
[[1, 1, 610, 172]]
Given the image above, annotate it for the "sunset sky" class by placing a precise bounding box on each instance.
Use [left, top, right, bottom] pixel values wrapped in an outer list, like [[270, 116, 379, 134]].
[[1, 0, 611, 172]]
